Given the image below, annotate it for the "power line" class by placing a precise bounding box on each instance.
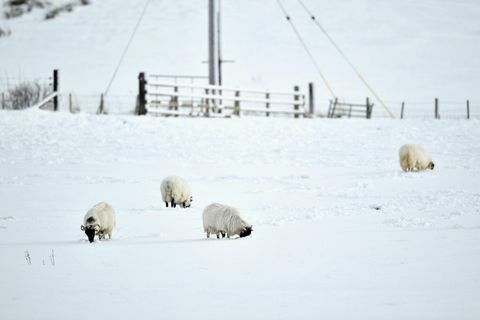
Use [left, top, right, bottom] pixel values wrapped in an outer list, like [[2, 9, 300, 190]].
[[104, 0, 151, 96], [276, 0, 336, 99], [297, 0, 395, 118]]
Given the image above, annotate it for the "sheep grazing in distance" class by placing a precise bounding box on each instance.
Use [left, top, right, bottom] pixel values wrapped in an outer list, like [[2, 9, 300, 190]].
[[203, 203, 253, 239], [160, 176, 192, 208], [399, 144, 435, 172], [80, 202, 116, 243]]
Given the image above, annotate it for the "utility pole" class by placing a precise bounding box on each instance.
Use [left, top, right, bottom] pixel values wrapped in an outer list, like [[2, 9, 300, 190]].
[[217, 1, 222, 86], [208, 0, 218, 86]]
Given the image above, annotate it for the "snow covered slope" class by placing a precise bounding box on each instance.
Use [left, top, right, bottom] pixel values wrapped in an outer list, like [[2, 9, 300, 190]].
[[0, 110, 479, 319], [0, 0, 479, 115]]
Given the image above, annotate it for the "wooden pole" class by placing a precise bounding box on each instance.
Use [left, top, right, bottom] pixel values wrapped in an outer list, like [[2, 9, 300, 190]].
[[400, 102, 405, 119], [434, 97, 439, 119], [293, 85, 300, 118], [174, 86, 179, 111], [467, 100, 470, 120], [266, 92, 270, 117], [308, 82, 314, 117], [208, 0, 218, 86], [234, 90, 240, 116], [331, 97, 338, 118], [366, 97, 372, 119], [53, 69, 59, 111], [69, 93, 72, 113], [97, 93, 105, 114], [137, 72, 147, 115], [204, 88, 210, 116]]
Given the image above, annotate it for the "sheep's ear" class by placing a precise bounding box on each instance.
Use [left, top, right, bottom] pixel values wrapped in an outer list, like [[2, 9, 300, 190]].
[[80, 225, 85, 231]]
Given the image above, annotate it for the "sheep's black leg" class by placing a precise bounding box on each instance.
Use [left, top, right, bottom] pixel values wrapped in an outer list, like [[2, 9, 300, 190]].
[[183, 202, 186, 208], [217, 234, 220, 239], [171, 200, 175, 208], [222, 232, 226, 238], [165, 202, 168, 207]]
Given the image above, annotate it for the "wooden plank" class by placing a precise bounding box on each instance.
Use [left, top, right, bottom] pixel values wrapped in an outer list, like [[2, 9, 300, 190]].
[[31, 91, 58, 109], [147, 81, 305, 96], [148, 92, 305, 106]]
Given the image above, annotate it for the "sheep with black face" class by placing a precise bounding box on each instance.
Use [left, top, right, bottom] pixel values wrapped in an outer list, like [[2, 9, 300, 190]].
[[80, 202, 116, 243], [203, 203, 253, 239], [399, 144, 435, 172], [160, 176, 193, 208]]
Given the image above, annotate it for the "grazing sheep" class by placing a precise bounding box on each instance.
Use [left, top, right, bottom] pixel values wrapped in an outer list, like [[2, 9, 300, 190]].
[[399, 144, 435, 172], [80, 202, 116, 243], [160, 176, 192, 208], [203, 203, 252, 239]]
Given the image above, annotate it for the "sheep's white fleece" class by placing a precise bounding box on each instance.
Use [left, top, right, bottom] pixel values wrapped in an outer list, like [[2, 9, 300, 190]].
[[203, 203, 250, 238], [160, 176, 192, 207], [83, 202, 116, 239], [399, 144, 434, 172]]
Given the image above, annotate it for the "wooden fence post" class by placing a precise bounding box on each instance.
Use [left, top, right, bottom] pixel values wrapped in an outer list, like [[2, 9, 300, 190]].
[[53, 69, 59, 111], [174, 86, 179, 114], [467, 100, 470, 119], [69, 93, 72, 113], [1, 92, 5, 110], [331, 97, 338, 118], [293, 85, 300, 118], [97, 93, 105, 114], [435, 97, 439, 119], [204, 88, 210, 116], [366, 97, 372, 119], [400, 102, 405, 119], [234, 90, 240, 116], [137, 72, 147, 115], [308, 82, 314, 117], [266, 92, 270, 117]]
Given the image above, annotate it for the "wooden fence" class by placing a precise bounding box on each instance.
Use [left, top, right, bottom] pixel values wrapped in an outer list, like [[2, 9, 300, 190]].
[[137, 72, 313, 118], [327, 98, 373, 119]]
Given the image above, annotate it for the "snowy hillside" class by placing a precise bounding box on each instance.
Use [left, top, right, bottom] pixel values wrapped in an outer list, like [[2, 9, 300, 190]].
[[1, 0, 480, 115], [1, 109, 480, 319]]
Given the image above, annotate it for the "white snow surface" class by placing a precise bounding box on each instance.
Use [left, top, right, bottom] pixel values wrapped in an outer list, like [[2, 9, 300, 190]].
[[0, 0, 480, 116], [1, 109, 480, 319]]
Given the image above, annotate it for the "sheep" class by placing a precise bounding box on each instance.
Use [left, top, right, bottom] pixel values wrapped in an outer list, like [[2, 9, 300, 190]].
[[203, 203, 253, 239], [160, 176, 192, 208], [80, 202, 116, 243], [399, 144, 435, 172]]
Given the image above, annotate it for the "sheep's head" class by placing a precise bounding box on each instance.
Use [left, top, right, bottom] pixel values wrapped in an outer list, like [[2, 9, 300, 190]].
[[239, 225, 253, 238], [81, 224, 100, 243], [184, 196, 193, 208], [428, 162, 435, 170]]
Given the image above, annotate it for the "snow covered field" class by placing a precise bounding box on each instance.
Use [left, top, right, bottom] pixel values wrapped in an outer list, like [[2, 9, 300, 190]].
[[1, 109, 479, 319]]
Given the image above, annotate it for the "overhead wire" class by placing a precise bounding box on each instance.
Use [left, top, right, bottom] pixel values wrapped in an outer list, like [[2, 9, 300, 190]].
[[275, 0, 337, 99], [104, 0, 151, 97], [297, 0, 395, 118]]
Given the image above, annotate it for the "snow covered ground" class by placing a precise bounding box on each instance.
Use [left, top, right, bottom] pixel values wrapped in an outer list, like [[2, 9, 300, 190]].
[[1, 109, 479, 319], [1, 0, 480, 116]]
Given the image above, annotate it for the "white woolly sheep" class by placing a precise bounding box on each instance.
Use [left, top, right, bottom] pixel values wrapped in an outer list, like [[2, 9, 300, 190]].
[[80, 202, 116, 243], [203, 203, 252, 239], [160, 176, 193, 208], [399, 144, 435, 172]]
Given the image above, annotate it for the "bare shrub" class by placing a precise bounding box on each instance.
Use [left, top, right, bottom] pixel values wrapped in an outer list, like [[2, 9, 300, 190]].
[[4, 81, 51, 110]]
